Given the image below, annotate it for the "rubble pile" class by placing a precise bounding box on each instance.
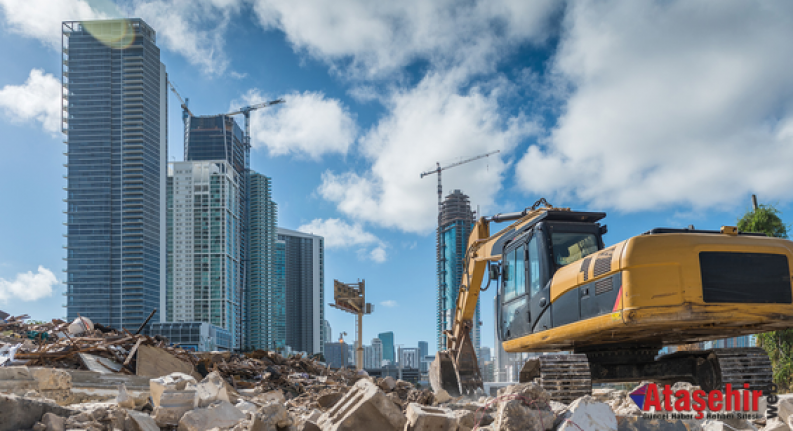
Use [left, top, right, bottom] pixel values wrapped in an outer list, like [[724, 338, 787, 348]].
[[1, 316, 792, 430]]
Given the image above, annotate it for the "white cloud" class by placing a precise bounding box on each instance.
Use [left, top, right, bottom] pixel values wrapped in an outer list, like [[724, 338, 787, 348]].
[[319, 74, 539, 233], [130, 0, 242, 76], [0, 69, 62, 134], [0, 0, 238, 76], [0, 266, 58, 303], [236, 89, 357, 159], [251, 0, 559, 79], [380, 299, 397, 308], [0, 0, 106, 49], [297, 218, 387, 262], [516, 1, 793, 212]]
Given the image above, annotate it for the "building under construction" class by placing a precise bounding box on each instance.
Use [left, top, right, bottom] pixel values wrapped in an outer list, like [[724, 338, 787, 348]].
[[436, 190, 480, 355]]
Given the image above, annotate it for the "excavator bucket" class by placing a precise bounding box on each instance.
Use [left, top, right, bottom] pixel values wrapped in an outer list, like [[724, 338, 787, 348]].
[[429, 351, 461, 396]]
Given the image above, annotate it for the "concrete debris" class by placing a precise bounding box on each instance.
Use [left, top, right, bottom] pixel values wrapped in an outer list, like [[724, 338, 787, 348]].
[[178, 400, 246, 431], [762, 417, 791, 431], [379, 376, 397, 392], [0, 393, 74, 431], [194, 371, 238, 407], [152, 390, 197, 426], [618, 416, 703, 430], [493, 382, 555, 431], [434, 388, 452, 404], [127, 410, 160, 431], [405, 403, 457, 431], [150, 372, 197, 407], [558, 395, 617, 431], [702, 418, 758, 430], [317, 379, 407, 431], [116, 382, 135, 409], [249, 401, 292, 431], [41, 412, 65, 431]]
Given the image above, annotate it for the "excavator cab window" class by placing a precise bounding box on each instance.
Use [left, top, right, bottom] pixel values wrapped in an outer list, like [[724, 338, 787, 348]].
[[551, 232, 599, 267]]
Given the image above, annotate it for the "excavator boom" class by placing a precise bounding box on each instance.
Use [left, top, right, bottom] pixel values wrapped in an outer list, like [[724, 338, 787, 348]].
[[430, 199, 559, 395]]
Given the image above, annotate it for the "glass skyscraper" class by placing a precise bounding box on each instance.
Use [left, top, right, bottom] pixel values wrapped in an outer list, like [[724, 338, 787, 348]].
[[63, 19, 167, 330], [437, 190, 480, 354], [378, 331, 395, 363], [277, 228, 325, 354], [166, 161, 240, 346], [247, 172, 282, 351], [185, 115, 247, 348]]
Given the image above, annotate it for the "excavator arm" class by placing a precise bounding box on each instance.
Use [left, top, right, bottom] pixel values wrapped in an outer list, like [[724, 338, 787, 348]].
[[430, 199, 562, 395]]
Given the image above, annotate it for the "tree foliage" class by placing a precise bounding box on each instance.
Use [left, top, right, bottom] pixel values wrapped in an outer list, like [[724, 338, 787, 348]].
[[738, 203, 793, 390]]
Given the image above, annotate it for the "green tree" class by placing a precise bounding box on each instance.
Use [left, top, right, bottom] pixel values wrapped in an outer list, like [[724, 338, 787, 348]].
[[737, 202, 793, 391]]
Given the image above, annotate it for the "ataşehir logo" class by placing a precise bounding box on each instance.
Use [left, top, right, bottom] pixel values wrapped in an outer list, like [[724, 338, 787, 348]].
[[629, 383, 763, 419]]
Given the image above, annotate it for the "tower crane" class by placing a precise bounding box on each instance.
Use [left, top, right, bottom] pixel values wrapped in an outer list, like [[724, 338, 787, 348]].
[[222, 99, 285, 150], [167, 80, 194, 124], [420, 150, 501, 219], [421, 149, 500, 349]]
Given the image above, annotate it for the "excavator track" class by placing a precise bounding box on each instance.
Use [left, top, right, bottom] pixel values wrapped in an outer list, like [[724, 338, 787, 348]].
[[521, 354, 592, 403], [711, 347, 774, 393]]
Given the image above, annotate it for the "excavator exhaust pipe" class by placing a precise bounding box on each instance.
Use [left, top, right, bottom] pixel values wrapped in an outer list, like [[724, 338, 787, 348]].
[[429, 351, 461, 396]]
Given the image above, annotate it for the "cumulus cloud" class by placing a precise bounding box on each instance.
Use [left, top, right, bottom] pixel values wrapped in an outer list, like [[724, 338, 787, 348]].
[[0, 0, 238, 76], [516, 1, 793, 212], [130, 0, 242, 76], [251, 0, 559, 79], [235, 89, 357, 159], [0, 69, 62, 134], [0, 0, 106, 48], [319, 74, 539, 233], [0, 266, 58, 303], [380, 300, 397, 308], [297, 218, 387, 262]]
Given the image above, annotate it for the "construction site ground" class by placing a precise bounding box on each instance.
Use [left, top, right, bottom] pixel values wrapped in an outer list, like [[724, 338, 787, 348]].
[[1, 316, 792, 431]]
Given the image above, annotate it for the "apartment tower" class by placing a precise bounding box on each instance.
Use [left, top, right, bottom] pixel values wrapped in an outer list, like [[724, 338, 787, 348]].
[[63, 19, 167, 330], [277, 228, 325, 354]]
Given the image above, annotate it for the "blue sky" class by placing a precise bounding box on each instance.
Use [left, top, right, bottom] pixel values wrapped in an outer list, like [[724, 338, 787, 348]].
[[1, 0, 793, 355]]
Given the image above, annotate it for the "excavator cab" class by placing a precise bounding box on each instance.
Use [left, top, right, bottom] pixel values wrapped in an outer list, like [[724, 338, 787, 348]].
[[497, 215, 606, 343]]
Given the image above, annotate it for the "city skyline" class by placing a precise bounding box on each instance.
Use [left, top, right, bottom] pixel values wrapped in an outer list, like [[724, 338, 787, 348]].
[[3, 3, 793, 355]]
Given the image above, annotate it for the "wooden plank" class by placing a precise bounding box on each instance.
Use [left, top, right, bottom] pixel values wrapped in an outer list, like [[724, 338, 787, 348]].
[[123, 338, 143, 366], [136, 344, 200, 379]]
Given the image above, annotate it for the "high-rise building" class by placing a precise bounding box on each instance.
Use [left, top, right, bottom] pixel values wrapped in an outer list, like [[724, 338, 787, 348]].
[[399, 347, 421, 369], [277, 228, 324, 354], [322, 320, 333, 345], [63, 19, 167, 330], [166, 161, 240, 347], [437, 190, 480, 356], [247, 172, 281, 351], [324, 342, 350, 369], [371, 338, 383, 368], [479, 347, 491, 363], [184, 114, 247, 349], [418, 341, 429, 373], [378, 332, 395, 363]]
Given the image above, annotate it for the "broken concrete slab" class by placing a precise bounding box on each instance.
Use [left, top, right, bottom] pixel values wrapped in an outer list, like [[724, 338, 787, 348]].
[[249, 402, 292, 431], [0, 393, 75, 431], [194, 371, 238, 407], [378, 376, 397, 392], [177, 400, 245, 431], [558, 395, 617, 431], [405, 403, 457, 431], [317, 379, 407, 431], [127, 410, 160, 431], [317, 391, 345, 409], [137, 344, 200, 380], [0, 366, 37, 394], [152, 390, 197, 427], [253, 389, 285, 405], [41, 412, 65, 431], [493, 382, 554, 431], [150, 372, 197, 407]]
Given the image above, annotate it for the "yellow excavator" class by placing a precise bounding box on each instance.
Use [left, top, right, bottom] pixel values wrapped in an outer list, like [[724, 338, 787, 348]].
[[430, 199, 793, 402]]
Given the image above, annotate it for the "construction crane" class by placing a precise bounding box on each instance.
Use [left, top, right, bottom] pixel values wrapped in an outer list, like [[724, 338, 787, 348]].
[[420, 149, 500, 349], [420, 150, 501, 218], [167, 80, 194, 124], [223, 99, 285, 150]]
